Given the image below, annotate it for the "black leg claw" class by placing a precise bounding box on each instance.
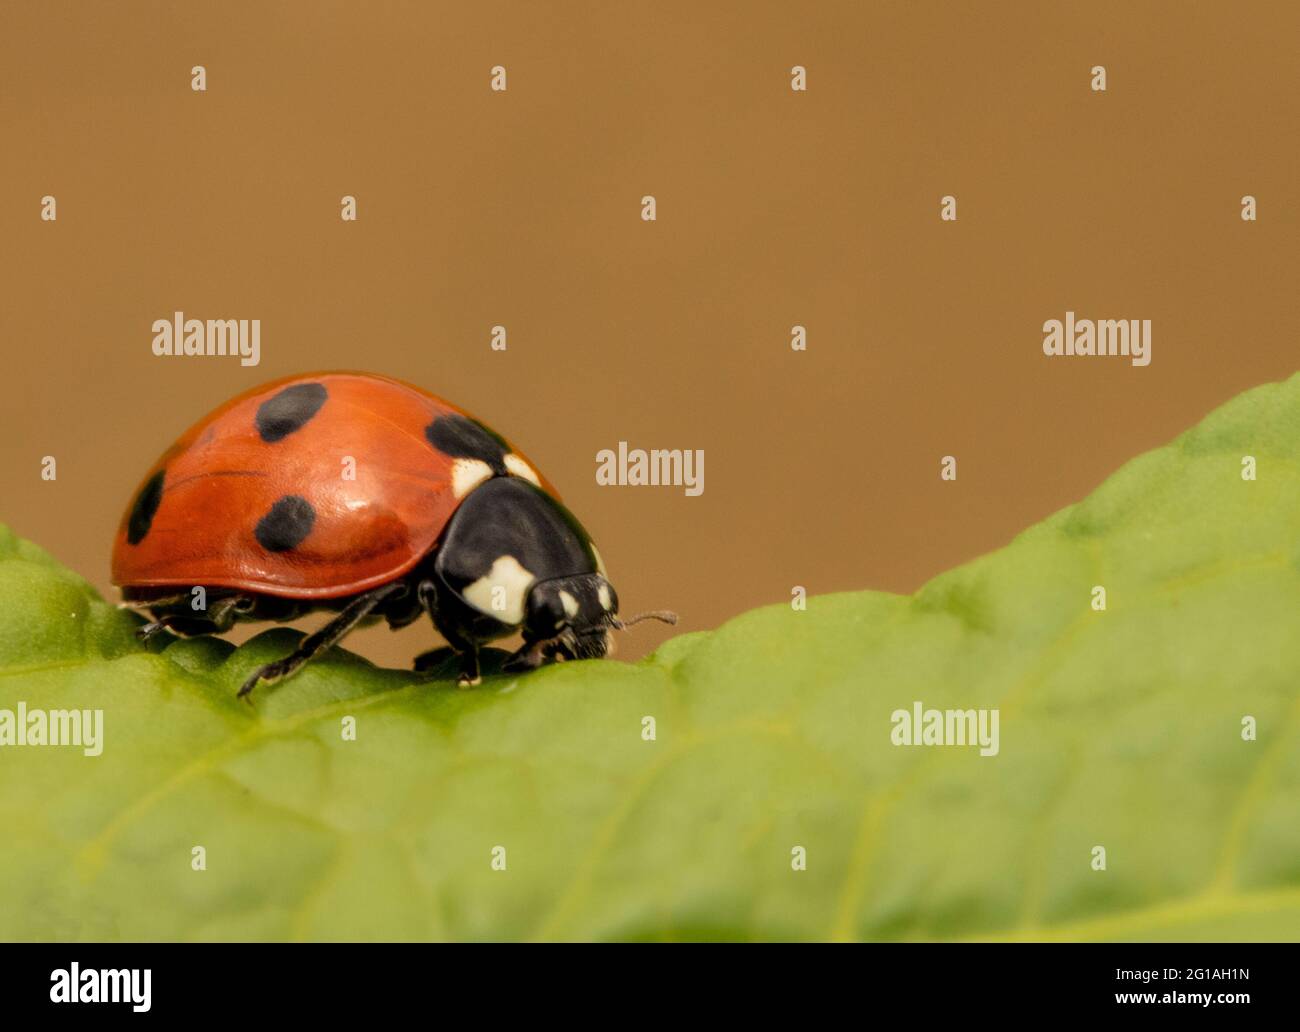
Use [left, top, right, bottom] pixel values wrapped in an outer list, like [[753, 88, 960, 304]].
[[457, 649, 481, 688], [237, 662, 281, 703]]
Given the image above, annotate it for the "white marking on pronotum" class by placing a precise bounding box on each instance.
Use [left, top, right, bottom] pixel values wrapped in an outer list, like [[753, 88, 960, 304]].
[[504, 454, 541, 486], [559, 590, 580, 620], [597, 583, 612, 610], [451, 458, 494, 498], [464, 555, 535, 624]]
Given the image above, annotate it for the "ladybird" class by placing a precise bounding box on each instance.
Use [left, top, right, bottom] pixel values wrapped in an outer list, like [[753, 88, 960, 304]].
[[111, 372, 674, 697]]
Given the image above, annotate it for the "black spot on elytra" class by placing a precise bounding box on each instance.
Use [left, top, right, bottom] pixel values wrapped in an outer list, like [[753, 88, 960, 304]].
[[425, 414, 508, 473], [127, 470, 166, 545], [254, 495, 316, 552], [255, 383, 328, 443]]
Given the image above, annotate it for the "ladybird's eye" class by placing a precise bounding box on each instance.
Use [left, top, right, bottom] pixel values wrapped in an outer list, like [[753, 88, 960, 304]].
[[536, 596, 565, 629], [533, 588, 577, 631]]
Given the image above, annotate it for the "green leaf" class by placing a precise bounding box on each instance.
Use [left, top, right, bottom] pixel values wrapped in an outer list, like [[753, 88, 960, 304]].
[[3, 374, 1300, 942]]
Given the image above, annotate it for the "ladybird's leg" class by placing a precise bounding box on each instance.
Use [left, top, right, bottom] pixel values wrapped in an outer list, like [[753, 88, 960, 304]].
[[137, 619, 178, 644], [414, 633, 481, 687], [412, 580, 454, 671], [456, 647, 481, 689], [416, 579, 439, 618], [383, 581, 423, 630], [413, 579, 482, 687], [205, 594, 255, 632], [134, 592, 249, 641], [120, 592, 191, 611], [502, 638, 548, 674], [136, 608, 211, 642], [124, 593, 193, 642], [237, 582, 404, 700]]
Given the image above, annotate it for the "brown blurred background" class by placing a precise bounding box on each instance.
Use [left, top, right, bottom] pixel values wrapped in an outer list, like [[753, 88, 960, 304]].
[[2, 1, 1296, 665]]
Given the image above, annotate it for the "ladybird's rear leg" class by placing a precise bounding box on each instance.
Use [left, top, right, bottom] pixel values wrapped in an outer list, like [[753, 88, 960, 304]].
[[237, 582, 404, 701], [127, 591, 251, 642], [122, 592, 192, 642], [137, 619, 177, 644], [120, 592, 192, 612], [206, 593, 255, 629]]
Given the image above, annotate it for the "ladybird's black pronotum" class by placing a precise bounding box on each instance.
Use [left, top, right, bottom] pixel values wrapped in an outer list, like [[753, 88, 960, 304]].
[[111, 372, 674, 697]]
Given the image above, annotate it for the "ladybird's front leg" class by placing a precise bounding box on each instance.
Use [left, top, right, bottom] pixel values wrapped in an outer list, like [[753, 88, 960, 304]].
[[502, 639, 548, 674], [412, 645, 480, 687], [456, 648, 481, 689], [415, 578, 482, 688], [411, 580, 452, 674]]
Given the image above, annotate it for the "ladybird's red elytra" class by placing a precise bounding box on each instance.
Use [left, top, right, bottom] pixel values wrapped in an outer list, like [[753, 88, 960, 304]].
[[113, 371, 556, 598], [111, 372, 674, 698]]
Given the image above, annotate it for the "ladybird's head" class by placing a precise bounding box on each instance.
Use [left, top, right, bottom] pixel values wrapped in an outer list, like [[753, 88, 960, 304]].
[[433, 477, 619, 659], [509, 575, 677, 671], [521, 573, 621, 662]]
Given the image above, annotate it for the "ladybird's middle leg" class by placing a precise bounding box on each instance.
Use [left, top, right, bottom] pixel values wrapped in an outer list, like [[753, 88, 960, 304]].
[[237, 582, 403, 700]]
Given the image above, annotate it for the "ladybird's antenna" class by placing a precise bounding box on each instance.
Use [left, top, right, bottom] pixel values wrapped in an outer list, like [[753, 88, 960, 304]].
[[612, 610, 678, 631]]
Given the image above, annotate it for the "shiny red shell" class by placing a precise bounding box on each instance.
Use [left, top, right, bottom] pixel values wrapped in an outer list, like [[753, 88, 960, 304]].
[[111, 372, 559, 599]]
